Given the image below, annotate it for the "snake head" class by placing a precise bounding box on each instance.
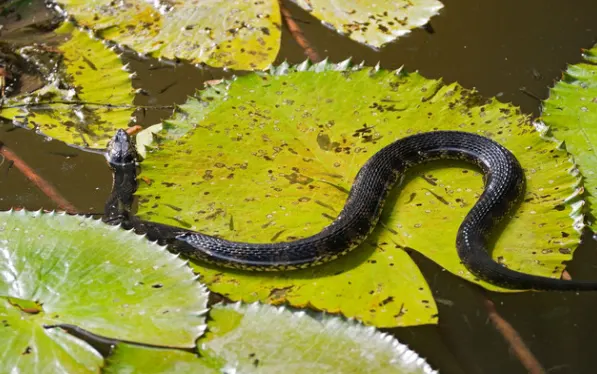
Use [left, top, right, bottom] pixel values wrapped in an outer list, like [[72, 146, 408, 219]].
[[106, 129, 137, 166]]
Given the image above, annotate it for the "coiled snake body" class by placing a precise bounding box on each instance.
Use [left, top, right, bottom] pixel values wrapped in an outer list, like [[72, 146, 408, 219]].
[[104, 129, 597, 291]]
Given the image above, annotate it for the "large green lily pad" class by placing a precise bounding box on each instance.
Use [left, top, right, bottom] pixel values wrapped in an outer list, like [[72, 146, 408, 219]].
[[542, 42, 597, 230], [0, 22, 135, 148], [135, 61, 582, 327], [104, 302, 437, 374], [0, 209, 208, 373]]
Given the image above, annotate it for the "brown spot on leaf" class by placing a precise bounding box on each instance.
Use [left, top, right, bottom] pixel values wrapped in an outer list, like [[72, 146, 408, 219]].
[[379, 296, 394, 306], [423, 188, 449, 205], [283, 172, 313, 185], [268, 286, 293, 301]]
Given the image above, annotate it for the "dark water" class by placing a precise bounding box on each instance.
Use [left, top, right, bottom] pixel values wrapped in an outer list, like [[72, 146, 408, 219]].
[[1, 1, 597, 373]]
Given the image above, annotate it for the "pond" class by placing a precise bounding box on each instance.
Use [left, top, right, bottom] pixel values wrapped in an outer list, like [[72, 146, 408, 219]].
[[1, 0, 597, 373]]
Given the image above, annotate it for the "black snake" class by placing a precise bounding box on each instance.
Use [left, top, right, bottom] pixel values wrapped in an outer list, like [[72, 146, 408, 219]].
[[103, 129, 597, 291]]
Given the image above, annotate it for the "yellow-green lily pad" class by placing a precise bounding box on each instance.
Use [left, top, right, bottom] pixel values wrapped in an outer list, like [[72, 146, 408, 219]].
[[52, 0, 281, 71], [136, 61, 582, 327], [0, 22, 135, 149], [292, 0, 444, 48]]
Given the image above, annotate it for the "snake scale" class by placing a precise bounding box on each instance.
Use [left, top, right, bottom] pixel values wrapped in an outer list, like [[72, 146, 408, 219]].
[[103, 129, 597, 291]]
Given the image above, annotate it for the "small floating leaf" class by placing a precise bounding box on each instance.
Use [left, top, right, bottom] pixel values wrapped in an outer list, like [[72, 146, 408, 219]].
[[292, 0, 444, 48], [136, 123, 163, 159]]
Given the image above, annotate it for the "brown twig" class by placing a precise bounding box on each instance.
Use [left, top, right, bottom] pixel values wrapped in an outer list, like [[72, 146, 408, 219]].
[[484, 299, 546, 374], [279, 1, 321, 62], [519, 87, 542, 102], [0, 143, 78, 213]]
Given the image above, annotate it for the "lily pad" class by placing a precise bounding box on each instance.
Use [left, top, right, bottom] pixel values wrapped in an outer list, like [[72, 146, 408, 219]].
[[542, 42, 597, 230], [136, 61, 582, 327], [52, 0, 281, 71], [200, 303, 437, 373], [104, 344, 222, 374], [136, 123, 163, 159], [291, 0, 444, 48], [0, 22, 136, 149], [0, 299, 103, 373], [0, 209, 208, 373], [104, 303, 437, 374]]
